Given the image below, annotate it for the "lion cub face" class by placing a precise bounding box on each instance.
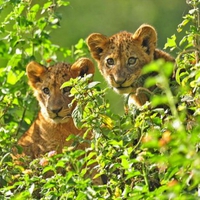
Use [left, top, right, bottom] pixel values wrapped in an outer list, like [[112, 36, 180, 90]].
[[86, 24, 158, 95], [27, 58, 95, 123]]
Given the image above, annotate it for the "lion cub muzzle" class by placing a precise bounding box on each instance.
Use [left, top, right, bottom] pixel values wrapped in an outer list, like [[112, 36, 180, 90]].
[[51, 107, 63, 115], [108, 69, 139, 94]]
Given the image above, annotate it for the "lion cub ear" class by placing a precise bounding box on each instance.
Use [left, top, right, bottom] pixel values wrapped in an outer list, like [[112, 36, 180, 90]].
[[133, 24, 157, 56], [70, 58, 95, 78], [86, 33, 108, 61], [26, 61, 47, 89]]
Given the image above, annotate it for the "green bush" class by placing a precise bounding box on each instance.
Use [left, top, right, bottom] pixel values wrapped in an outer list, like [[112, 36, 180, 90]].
[[1, 0, 200, 199]]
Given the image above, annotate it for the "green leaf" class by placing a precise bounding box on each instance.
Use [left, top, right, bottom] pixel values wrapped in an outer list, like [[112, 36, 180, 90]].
[[16, 4, 25, 15], [100, 114, 114, 129], [11, 191, 31, 200], [56, 160, 65, 168], [28, 183, 35, 195], [60, 80, 73, 88], [164, 34, 177, 49], [57, 0, 70, 7], [76, 191, 86, 200], [144, 76, 157, 88], [43, 2, 52, 10], [179, 35, 187, 46], [72, 104, 83, 129], [120, 155, 130, 169], [42, 165, 55, 174], [162, 62, 174, 77], [151, 95, 169, 107], [142, 62, 160, 74], [180, 18, 190, 26], [30, 4, 40, 13], [7, 70, 24, 85], [75, 39, 85, 49], [28, 4, 40, 20], [126, 170, 141, 180], [87, 81, 100, 89], [51, 18, 59, 25]]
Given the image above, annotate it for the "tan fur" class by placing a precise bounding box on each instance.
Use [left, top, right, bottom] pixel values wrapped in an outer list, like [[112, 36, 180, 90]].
[[87, 24, 175, 107], [15, 58, 101, 183]]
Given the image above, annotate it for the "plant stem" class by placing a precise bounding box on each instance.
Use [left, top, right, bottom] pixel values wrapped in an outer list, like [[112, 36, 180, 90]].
[[142, 163, 149, 192], [194, 0, 200, 63], [15, 107, 27, 137]]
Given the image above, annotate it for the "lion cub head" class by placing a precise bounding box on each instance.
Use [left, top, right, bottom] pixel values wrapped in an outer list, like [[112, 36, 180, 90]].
[[27, 58, 95, 123], [87, 24, 174, 107]]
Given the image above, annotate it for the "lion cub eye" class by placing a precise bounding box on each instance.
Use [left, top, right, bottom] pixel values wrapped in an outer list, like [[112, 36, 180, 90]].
[[42, 87, 50, 95], [63, 87, 72, 94], [128, 57, 137, 66], [106, 58, 115, 66]]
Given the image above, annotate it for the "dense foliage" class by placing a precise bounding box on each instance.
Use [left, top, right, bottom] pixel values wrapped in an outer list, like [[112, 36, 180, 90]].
[[0, 0, 200, 199]]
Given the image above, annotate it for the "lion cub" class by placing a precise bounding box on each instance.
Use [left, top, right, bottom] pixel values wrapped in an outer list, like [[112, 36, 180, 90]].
[[15, 58, 103, 184], [87, 24, 174, 107], [17, 58, 95, 158]]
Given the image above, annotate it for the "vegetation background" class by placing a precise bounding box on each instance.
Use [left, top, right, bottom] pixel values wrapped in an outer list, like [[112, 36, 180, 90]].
[[1, 0, 200, 199], [0, 0, 187, 114]]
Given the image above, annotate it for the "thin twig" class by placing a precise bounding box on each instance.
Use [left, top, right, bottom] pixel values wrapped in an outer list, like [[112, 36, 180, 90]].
[[15, 107, 27, 137]]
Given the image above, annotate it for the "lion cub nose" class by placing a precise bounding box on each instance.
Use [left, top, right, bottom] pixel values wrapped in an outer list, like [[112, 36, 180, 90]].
[[51, 107, 62, 114], [114, 76, 126, 85]]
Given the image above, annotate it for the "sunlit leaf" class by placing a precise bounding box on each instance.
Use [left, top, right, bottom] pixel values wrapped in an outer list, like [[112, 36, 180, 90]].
[[75, 39, 85, 49], [60, 81, 73, 88], [76, 191, 86, 200], [42, 165, 55, 174], [100, 114, 114, 129], [42, 2, 52, 10], [151, 95, 169, 107], [11, 191, 31, 200], [72, 104, 83, 128], [29, 184, 35, 195], [164, 34, 177, 49], [30, 4, 40, 13], [87, 81, 100, 89], [162, 62, 174, 77]]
